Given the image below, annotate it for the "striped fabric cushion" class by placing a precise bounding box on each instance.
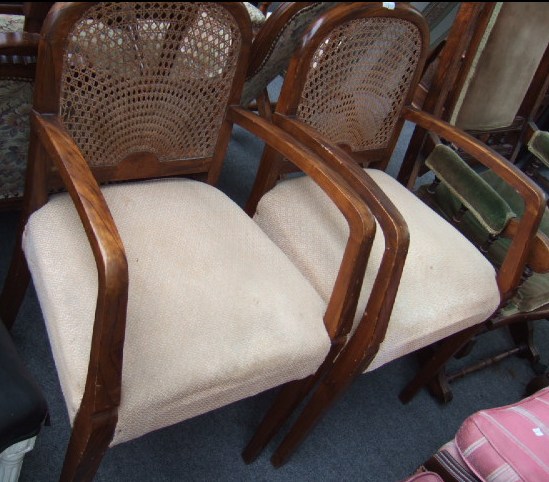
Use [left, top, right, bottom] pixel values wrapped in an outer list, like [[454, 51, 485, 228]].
[[455, 388, 549, 481], [400, 472, 444, 482]]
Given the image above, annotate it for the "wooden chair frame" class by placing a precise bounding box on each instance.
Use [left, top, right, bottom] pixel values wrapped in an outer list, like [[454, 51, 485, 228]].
[[401, 2, 549, 185], [237, 2, 547, 467], [397, 1, 549, 403], [0, 3, 382, 480]]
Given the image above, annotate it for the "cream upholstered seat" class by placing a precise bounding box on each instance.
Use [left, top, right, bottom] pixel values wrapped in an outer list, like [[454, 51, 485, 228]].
[[0, 3, 375, 478], [23, 179, 330, 446], [254, 168, 500, 373], [240, 3, 545, 468]]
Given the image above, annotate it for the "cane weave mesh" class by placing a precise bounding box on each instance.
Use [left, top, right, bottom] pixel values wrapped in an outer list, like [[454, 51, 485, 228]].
[[296, 17, 422, 151], [60, 2, 241, 167]]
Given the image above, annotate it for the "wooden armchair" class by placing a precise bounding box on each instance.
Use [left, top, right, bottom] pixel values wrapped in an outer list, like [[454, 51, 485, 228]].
[[396, 2, 549, 404], [0, 2, 53, 210], [236, 2, 545, 466], [0, 3, 377, 480]]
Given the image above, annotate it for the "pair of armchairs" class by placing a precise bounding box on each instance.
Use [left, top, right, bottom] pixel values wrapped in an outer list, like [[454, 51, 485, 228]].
[[1, 2, 545, 480]]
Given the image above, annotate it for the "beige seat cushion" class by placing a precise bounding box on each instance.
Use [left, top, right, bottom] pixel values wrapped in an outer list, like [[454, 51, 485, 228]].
[[23, 178, 330, 445], [254, 169, 501, 372]]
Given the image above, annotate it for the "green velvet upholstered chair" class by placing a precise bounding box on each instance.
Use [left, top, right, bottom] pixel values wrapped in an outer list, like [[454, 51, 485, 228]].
[[402, 2, 549, 175], [398, 1, 549, 403], [400, 131, 549, 403]]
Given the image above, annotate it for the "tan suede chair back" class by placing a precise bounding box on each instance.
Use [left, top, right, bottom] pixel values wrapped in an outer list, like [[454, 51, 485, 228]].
[[450, 2, 549, 131]]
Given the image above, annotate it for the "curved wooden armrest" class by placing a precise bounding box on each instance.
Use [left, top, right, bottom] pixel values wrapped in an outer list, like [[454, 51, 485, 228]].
[[273, 113, 410, 373], [0, 32, 40, 56], [31, 112, 128, 414], [404, 106, 547, 300], [228, 105, 376, 341]]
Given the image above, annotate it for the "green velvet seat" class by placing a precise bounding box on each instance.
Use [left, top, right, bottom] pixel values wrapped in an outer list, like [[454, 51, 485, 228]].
[[422, 143, 549, 316]]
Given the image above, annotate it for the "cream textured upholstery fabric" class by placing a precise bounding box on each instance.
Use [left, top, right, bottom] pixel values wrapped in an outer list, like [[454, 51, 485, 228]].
[[23, 178, 330, 446], [254, 169, 501, 372]]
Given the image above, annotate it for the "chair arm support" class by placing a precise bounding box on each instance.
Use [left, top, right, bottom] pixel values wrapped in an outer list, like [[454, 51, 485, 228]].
[[31, 112, 128, 415], [502, 220, 549, 274], [274, 114, 410, 376], [228, 106, 376, 341], [403, 106, 547, 301], [0, 32, 40, 56]]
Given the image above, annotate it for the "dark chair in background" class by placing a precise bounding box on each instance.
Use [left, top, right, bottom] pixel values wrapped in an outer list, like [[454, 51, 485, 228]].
[[241, 2, 340, 113], [402, 2, 549, 176], [0, 319, 48, 482], [237, 2, 545, 467]]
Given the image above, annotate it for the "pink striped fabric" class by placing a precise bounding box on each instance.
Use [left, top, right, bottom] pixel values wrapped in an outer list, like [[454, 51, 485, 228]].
[[400, 471, 444, 482], [455, 387, 549, 482]]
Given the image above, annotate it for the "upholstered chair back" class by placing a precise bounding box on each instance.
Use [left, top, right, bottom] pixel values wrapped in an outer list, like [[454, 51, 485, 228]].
[[449, 2, 549, 131]]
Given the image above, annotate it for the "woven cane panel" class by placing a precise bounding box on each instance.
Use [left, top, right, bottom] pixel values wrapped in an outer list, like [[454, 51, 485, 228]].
[[296, 18, 422, 151], [60, 2, 241, 167]]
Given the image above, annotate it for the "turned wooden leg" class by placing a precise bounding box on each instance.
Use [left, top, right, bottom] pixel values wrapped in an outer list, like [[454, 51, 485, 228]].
[[0, 241, 31, 330], [427, 370, 454, 404], [60, 409, 117, 482], [399, 325, 483, 404], [416, 346, 453, 403], [509, 321, 540, 365]]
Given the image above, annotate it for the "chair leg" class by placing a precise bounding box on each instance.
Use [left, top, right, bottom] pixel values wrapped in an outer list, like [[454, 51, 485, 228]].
[[509, 321, 541, 367], [426, 370, 454, 404], [0, 242, 30, 330], [270, 356, 359, 468], [59, 409, 117, 482], [242, 376, 317, 464], [399, 325, 483, 404], [243, 340, 346, 464]]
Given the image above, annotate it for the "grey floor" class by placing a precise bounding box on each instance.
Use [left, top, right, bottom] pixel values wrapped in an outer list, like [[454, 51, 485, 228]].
[[1, 96, 548, 481]]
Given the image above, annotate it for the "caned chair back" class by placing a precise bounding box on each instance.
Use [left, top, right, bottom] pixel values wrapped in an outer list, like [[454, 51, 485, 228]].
[[35, 2, 251, 189], [276, 3, 429, 171]]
